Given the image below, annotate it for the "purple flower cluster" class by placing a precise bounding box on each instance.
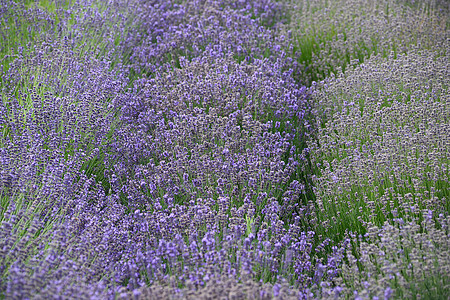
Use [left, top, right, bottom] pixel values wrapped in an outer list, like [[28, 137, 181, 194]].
[[1, 0, 448, 299]]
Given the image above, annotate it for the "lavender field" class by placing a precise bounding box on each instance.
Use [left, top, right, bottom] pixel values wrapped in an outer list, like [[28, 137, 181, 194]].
[[0, 0, 449, 299]]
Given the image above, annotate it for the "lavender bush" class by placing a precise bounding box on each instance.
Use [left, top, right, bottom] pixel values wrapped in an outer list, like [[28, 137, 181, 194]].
[[302, 46, 449, 299], [0, 0, 449, 299], [304, 47, 449, 241]]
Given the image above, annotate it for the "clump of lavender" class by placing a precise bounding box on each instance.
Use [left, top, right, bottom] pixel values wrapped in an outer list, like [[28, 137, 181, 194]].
[[0, 35, 133, 197], [284, 0, 449, 85], [117, 53, 314, 174], [60, 0, 141, 69], [0, 32, 135, 298], [106, 53, 315, 221], [0, 0, 143, 85], [303, 46, 449, 264], [108, 201, 319, 293]]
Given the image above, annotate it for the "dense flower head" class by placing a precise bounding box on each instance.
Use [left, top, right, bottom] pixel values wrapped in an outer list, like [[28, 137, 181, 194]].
[[0, 0, 449, 299]]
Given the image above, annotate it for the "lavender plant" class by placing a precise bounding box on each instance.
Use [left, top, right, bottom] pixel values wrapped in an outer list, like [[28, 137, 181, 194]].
[[0, 37, 132, 299], [0, 35, 130, 200], [106, 54, 314, 219]]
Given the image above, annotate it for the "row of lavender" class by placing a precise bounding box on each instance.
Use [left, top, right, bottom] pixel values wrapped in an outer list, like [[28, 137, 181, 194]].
[[0, 0, 449, 299]]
